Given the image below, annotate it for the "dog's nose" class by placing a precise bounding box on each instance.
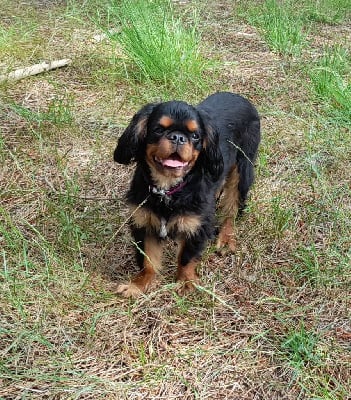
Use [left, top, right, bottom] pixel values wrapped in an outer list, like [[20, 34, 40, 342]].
[[166, 132, 188, 145]]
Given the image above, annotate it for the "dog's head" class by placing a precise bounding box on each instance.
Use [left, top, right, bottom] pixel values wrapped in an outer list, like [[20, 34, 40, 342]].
[[114, 101, 223, 187]]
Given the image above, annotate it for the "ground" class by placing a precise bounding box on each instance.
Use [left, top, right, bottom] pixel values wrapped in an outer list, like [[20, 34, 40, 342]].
[[0, 1, 350, 399]]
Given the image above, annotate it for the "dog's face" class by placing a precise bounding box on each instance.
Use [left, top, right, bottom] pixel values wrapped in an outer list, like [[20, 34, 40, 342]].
[[114, 100, 223, 187], [144, 102, 204, 184]]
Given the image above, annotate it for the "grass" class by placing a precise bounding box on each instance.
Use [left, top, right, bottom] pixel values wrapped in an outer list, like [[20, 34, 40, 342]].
[[98, 0, 209, 97], [8, 94, 74, 127], [277, 324, 351, 399], [309, 45, 351, 125], [299, 0, 351, 24], [244, 0, 351, 56], [0, 19, 38, 70], [1, 0, 351, 398], [280, 324, 321, 370], [245, 0, 309, 56]]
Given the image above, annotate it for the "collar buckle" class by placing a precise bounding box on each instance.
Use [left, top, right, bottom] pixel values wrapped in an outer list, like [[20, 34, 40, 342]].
[[149, 181, 186, 203]]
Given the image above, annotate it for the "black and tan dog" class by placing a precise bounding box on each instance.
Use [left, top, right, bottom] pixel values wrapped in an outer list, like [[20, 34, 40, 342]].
[[114, 92, 260, 297]]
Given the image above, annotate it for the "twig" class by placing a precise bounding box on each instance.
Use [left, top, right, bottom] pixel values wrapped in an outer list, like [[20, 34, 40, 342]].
[[101, 196, 150, 256], [195, 284, 243, 319], [227, 140, 254, 166], [0, 59, 72, 82]]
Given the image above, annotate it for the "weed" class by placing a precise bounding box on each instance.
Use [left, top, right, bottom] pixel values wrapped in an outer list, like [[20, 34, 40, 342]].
[[8, 93, 74, 127], [280, 324, 321, 369], [246, 0, 308, 56], [308, 46, 351, 125], [299, 0, 351, 24], [293, 242, 350, 288], [293, 244, 322, 285], [46, 94, 75, 126], [270, 196, 294, 238], [99, 0, 208, 95]]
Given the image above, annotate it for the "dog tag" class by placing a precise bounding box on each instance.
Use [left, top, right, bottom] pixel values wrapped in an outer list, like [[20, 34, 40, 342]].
[[159, 218, 167, 238]]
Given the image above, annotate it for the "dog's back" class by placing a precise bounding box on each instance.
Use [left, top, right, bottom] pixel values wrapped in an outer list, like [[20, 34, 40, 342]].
[[196, 92, 261, 251], [197, 92, 260, 159], [198, 91, 260, 203], [197, 92, 259, 128]]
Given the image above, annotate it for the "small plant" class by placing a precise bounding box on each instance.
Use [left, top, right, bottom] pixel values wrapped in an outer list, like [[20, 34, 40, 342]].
[[309, 46, 350, 125], [8, 93, 74, 127], [280, 324, 321, 370], [46, 94, 74, 126], [102, 0, 207, 92], [300, 0, 351, 24], [48, 173, 87, 253], [293, 244, 322, 285], [247, 0, 308, 56], [270, 196, 293, 238]]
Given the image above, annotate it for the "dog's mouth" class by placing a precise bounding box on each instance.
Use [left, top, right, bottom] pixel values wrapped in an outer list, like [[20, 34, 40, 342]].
[[154, 153, 189, 169]]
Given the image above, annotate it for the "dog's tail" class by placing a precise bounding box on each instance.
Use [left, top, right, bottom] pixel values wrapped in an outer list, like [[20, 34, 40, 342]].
[[237, 119, 261, 214]]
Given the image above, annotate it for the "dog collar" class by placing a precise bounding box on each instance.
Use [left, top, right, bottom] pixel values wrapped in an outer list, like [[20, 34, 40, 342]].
[[149, 181, 186, 202]]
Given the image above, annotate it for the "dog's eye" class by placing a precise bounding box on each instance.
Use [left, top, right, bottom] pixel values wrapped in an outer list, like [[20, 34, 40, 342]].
[[154, 128, 165, 136], [191, 132, 200, 142]]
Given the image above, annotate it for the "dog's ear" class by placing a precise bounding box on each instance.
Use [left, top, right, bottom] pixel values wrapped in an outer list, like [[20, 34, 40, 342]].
[[114, 103, 157, 164], [198, 109, 224, 180]]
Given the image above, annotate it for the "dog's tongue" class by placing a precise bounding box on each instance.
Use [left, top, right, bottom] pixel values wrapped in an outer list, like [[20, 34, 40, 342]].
[[162, 158, 187, 168]]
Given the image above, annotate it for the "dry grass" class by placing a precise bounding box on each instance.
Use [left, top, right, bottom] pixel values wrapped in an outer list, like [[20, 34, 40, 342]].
[[1, 0, 350, 399]]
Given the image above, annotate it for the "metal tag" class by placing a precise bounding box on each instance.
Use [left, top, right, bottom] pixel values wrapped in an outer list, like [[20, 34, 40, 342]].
[[159, 217, 168, 238]]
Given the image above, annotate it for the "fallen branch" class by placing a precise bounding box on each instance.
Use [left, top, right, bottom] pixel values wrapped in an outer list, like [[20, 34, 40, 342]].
[[0, 59, 72, 82]]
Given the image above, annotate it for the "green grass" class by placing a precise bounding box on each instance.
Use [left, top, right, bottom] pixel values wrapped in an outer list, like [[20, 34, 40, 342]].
[[277, 324, 350, 399], [8, 95, 74, 127], [270, 196, 294, 238], [244, 0, 350, 56], [299, 0, 351, 24], [309, 46, 351, 125], [0, 20, 38, 69], [99, 0, 209, 97], [280, 324, 321, 369], [245, 0, 309, 56], [1, 0, 351, 399]]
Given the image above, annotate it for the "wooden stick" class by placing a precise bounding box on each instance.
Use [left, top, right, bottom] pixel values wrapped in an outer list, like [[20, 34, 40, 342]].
[[0, 59, 72, 82]]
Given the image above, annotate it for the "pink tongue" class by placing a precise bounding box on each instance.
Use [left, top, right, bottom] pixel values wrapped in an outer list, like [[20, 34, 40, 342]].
[[162, 159, 187, 168]]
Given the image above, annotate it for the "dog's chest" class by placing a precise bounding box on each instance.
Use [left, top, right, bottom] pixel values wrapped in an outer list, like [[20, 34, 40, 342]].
[[131, 207, 201, 238]]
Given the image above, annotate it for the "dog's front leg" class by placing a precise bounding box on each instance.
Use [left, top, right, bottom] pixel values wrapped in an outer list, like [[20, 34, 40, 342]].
[[117, 230, 163, 298], [176, 235, 207, 295]]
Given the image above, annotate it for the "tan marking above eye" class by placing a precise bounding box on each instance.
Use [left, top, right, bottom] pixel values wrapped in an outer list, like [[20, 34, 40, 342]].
[[185, 119, 199, 132], [159, 116, 174, 128]]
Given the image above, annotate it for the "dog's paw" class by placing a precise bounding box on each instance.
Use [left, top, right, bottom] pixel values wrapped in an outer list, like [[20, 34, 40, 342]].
[[176, 274, 201, 296], [176, 280, 198, 296], [216, 230, 236, 253], [116, 282, 143, 298], [216, 234, 236, 253], [216, 218, 237, 253]]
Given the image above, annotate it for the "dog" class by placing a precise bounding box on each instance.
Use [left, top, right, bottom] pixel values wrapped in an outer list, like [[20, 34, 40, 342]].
[[113, 92, 260, 298]]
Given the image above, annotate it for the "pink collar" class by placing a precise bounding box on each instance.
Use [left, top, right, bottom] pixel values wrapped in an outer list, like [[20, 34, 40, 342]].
[[149, 180, 186, 200]]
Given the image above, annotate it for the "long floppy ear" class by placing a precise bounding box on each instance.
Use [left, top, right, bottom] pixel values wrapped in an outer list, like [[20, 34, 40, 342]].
[[197, 109, 224, 181], [114, 103, 157, 164]]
